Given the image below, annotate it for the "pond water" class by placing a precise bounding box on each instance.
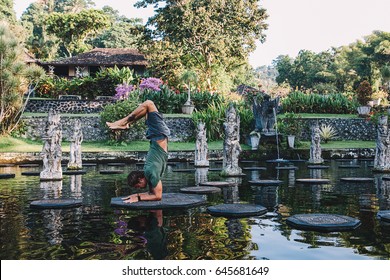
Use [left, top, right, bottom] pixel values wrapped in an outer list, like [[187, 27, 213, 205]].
[[1, 159, 389, 260]]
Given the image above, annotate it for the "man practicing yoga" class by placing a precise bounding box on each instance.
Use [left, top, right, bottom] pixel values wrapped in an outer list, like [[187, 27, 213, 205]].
[[106, 100, 170, 203]]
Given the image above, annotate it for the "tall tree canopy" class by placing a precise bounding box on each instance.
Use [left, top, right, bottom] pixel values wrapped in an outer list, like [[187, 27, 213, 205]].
[[46, 9, 110, 57], [89, 6, 143, 49], [136, 0, 268, 91]]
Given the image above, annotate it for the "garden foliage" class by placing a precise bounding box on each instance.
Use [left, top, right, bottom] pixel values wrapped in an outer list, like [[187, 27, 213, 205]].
[[281, 91, 358, 114]]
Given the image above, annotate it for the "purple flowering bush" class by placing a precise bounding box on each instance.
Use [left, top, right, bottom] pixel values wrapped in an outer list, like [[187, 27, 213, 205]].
[[139, 77, 163, 91], [113, 83, 135, 100]]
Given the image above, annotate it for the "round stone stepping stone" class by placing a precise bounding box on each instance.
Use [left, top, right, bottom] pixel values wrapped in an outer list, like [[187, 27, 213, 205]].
[[220, 172, 246, 177], [340, 177, 374, 183], [18, 164, 40, 168], [21, 171, 41, 176], [208, 168, 223, 172], [286, 214, 361, 232], [266, 159, 290, 163], [249, 180, 283, 186], [83, 163, 97, 166], [99, 170, 124, 174], [207, 203, 267, 218], [30, 199, 82, 209], [296, 178, 330, 184], [307, 165, 329, 169], [382, 176, 390, 181], [172, 169, 196, 172], [377, 210, 390, 222], [180, 186, 221, 194], [199, 181, 235, 187], [288, 159, 307, 163], [0, 164, 14, 167], [135, 162, 145, 166], [110, 193, 207, 209], [240, 160, 259, 163], [0, 173, 15, 179], [107, 163, 126, 166], [63, 170, 87, 175], [275, 166, 298, 170], [338, 165, 361, 169], [242, 167, 266, 171]]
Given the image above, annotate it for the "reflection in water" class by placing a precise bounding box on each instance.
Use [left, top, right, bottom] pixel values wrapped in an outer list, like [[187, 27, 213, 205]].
[[125, 210, 168, 260], [222, 185, 239, 204], [40, 180, 63, 199], [70, 175, 82, 198], [375, 175, 390, 210], [195, 168, 208, 186], [254, 186, 278, 209], [1, 160, 390, 260]]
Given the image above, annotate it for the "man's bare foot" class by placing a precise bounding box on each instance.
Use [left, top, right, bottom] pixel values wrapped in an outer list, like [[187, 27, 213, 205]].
[[106, 121, 129, 130]]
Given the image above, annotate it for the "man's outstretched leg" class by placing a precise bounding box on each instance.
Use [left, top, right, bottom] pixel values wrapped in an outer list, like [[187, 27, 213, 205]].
[[106, 100, 158, 130]]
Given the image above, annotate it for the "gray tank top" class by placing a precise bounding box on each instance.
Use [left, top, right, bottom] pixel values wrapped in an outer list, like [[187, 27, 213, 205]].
[[145, 111, 170, 140]]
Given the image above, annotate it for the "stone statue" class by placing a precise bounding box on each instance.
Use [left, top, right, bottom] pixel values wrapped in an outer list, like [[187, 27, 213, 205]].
[[221, 104, 242, 176], [67, 119, 83, 170], [308, 122, 324, 164], [194, 122, 209, 167], [374, 115, 390, 172], [40, 109, 63, 181], [253, 94, 280, 134]]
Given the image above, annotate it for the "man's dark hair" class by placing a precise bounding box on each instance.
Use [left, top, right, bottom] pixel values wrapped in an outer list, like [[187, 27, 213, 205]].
[[127, 170, 145, 187]]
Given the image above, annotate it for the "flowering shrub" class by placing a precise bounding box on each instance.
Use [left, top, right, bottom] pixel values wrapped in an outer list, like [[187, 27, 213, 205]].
[[139, 77, 163, 91], [113, 83, 134, 100]]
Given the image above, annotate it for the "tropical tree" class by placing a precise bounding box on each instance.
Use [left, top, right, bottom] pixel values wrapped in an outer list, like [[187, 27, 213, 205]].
[[90, 6, 143, 49], [0, 23, 46, 135], [46, 9, 110, 57], [136, 0, 268, 91], [0, 0, 16, 24]]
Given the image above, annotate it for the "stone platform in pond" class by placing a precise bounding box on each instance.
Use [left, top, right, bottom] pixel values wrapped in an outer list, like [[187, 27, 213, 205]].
[[30, 199, 83, 209], [107, 163, 126, 166], [199, 181, 236, 187], [99, 170, 124, 174], [340, 177, 374, 183], [110, 193, 207, 209], [207, 203, 267, 218], [0, 173, 15, 179], [377, 210, 390, 222], [296, 178, 330, 184], [180, 186, 221, 194], [266, 159, 290, 163], [382, 176, 390, 181], [63, 170, 87, 175], [242, 167, 267, 171], [172, 169, 196, 173], [21, 171, 40, 176], [18, 164, 40, 168], [338, 165, 361, 169], [307, 165, 329, 169], [276, 166, 298, 170], [286, 214, 361, 232], [249, 180, 283, 186]]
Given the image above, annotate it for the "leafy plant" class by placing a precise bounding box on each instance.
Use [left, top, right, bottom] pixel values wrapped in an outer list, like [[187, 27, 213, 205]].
[[278, 112, 303, 136], [356, 80, 372, 106], [319, 124, 338, 143], [99, 94, 145, 142]]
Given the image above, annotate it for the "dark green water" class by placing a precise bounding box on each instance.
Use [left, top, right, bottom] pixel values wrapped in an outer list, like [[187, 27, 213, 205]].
[[0, 159, 389, 260]]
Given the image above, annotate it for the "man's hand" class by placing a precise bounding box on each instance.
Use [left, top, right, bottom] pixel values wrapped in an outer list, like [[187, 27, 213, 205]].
[[123, 194, 139, 204]]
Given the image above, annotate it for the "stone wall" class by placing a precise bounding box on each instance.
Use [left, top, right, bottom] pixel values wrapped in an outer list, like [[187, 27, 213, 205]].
[[25, 99, 114, 113], [298, 118, 375, 141], [21, 115, 195, 142]]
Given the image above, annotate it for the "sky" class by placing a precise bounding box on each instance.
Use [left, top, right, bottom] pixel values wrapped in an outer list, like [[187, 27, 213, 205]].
[[13, 0, 390, 68]]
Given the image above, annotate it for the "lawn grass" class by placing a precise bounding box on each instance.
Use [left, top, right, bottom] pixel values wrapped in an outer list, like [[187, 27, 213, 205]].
[[278, 113, 358, 119], [0, 136, 375, 153], [0, 136, 228, 152], [22, 112, 192, 118], [298, 140, 375, 149]]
